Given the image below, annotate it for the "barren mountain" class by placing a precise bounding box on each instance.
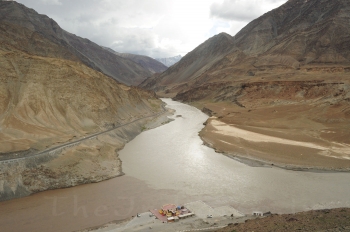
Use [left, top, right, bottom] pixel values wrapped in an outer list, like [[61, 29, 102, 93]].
[[0, 1, 165, 200], [103, 47, 167, 74], [140, 33, 236, 94], [0, 1, 152, 85], [142, 0, 350, 170], [119, 53, 167, 73]]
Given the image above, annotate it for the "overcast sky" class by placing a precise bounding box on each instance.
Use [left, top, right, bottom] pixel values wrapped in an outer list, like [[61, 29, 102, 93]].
[[16, 0, 287, 58]]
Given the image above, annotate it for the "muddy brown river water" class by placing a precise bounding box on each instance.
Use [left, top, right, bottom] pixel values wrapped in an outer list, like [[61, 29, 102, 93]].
[[1, 99, 350, 232]]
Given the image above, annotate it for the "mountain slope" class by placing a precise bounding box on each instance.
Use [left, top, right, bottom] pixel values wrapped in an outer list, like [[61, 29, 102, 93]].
[[118, 53, 167, 73], [0, 49, 162, 154], [0, 1, 152, 85], [0, 1, 165, 201], [140, 33, 236, 95], [234, 0, 350, 61], [103, 47, 167, 74], [143, 0, 350, 96]]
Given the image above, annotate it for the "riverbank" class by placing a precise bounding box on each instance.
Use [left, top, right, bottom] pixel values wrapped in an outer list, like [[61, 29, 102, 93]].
[[217, 208, 350, 232], [77, 200, 251, 232], [180, 98, 350, 172], [77, 213, 250, 232], [199, 118, 350, 172], [2, 99, 350, 232], [78, 207, 350, 232], [0, 105, 173, 202]]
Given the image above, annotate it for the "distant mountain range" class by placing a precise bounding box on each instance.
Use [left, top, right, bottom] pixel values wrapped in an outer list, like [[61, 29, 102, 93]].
[[156, 55, 182, 67], [103, 47, 167, 74], [140, 33, 234, 94]]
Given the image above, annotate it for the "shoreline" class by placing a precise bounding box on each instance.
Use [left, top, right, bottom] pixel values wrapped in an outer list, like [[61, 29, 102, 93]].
[[0, 105, 174, 202], [77, 202, 253, 232], [3, 99, 349, 232], [78, 100, 350, 232], [80, 204, 350, 232], [185, 99, 350, 173], [177, 96, 350, 172], [200, 134, 350, 173]]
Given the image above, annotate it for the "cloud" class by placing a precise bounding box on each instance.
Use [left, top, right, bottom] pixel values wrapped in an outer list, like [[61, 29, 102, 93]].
[[210, 0, 287, 22], [39, 0, 61, 5], [15, 0, 287, 58]]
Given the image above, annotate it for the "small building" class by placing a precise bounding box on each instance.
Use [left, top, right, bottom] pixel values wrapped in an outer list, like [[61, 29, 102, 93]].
[[252, 211, 264, 216], [263, 211, 272, 216]]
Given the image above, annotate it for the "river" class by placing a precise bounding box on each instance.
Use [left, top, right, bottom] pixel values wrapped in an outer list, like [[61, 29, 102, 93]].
[[1, 99, 350, 232]]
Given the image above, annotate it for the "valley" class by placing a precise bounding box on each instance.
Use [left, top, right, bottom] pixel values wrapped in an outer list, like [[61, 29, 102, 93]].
[[142, 0, 350, 170], [1, 0, 350, 231], [1, 99, 350, 232]]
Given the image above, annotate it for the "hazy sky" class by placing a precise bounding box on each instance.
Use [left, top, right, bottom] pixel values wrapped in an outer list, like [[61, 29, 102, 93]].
[[15, 0, 287, 58]]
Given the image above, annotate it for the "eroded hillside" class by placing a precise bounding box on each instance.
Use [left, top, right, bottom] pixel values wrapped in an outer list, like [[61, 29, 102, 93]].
[[0, 1, 166, 201], [0, 49, 162, 155]]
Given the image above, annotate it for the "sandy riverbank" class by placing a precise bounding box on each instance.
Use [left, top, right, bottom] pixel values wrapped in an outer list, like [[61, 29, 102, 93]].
[[77, 200, 252, 232], [199, 116, 350, 172]]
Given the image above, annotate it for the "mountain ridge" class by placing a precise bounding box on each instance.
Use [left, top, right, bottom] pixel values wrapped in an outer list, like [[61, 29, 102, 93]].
[[0, 1, 152, 85], [142, 0, 350, 96], [140, 32, 236, 93], [102, 47, 168, 74]]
